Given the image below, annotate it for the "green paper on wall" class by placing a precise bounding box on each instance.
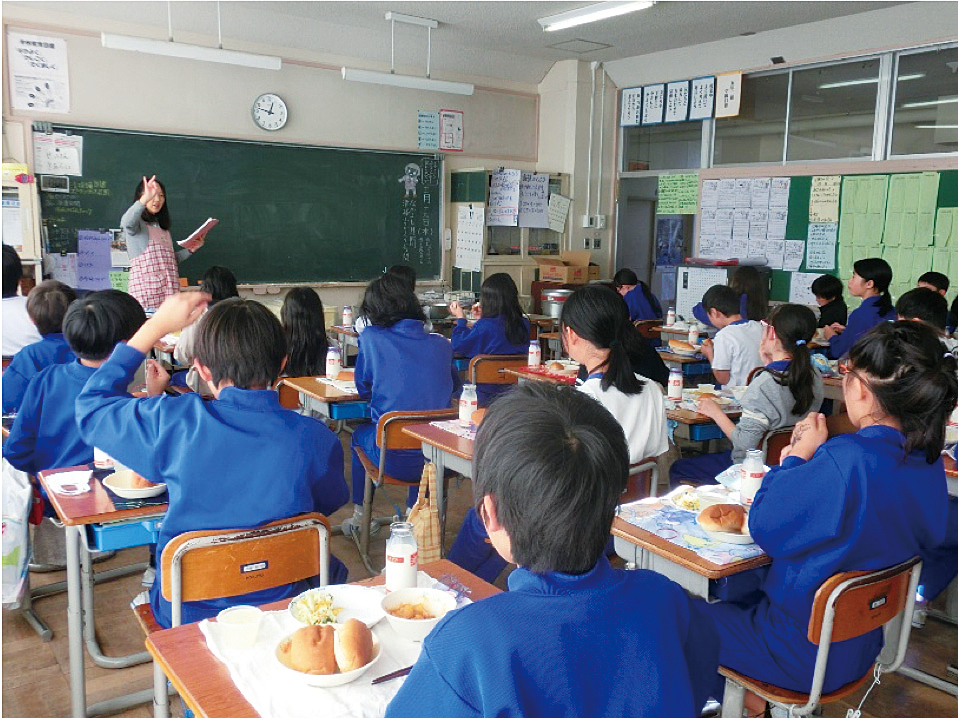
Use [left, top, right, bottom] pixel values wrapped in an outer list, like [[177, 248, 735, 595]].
[[109, 270, 129, 292], [657, 173, 699, 215]]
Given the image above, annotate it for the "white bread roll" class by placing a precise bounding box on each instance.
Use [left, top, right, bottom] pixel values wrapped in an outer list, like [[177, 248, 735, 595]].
[[669, 339, 696, 354], [333, 618, 373, 672], [698, 503, 746, 533]]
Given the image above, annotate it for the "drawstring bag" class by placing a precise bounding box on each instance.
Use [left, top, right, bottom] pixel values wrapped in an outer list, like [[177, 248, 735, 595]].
[[407, 462, 442, 565], [3, 459, 32, 606]]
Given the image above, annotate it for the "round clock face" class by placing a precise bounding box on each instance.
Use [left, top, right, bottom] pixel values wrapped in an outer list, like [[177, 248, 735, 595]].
[[251, 93, 288, 131]]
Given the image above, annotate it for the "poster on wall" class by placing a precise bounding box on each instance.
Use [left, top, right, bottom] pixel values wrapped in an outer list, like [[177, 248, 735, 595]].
[[487, 169, 521, 226], [417, 111, 440, 150], [656, 217, 684, 267], [664, 81, 690, 123], [518, 172, 550, 228], [7, 32, 70, 113], [715, 72, 742, 118], [438, 109, 464, 152], [641, 84, 665, 125], [689, 76, 715, 121], [620, 87, 643, 126]]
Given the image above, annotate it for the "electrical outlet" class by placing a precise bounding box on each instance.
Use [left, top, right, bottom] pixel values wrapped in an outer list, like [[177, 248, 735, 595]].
[[593, 237, 602, 249], [594, 214, 607, 229], [580, 214, 594, 228], [583, 237, 591, 249]]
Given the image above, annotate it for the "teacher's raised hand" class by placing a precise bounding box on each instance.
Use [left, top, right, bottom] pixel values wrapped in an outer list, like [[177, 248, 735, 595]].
[[139, 175, 160, 206]]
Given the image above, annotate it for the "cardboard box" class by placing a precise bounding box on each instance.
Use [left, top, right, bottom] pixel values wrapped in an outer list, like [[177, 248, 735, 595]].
[[587, 264, 601, 281], [534, 251, 592, 284]]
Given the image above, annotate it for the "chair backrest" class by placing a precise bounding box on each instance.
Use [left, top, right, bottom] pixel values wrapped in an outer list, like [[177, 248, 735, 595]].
[[826, 412, 856, 438], [622, 457, 658, 503], [761, 427, 795, 466], [468, 354, 527, 385], [634, 320, 663, 340], [276, 379, 302, 410], [2, 356, 12, 372], [375, 408, 460, 452], [160, 512, 331, 627]]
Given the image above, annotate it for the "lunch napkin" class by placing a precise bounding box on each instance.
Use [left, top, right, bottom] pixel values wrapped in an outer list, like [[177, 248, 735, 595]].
[[316, 377, 359, 394], [45, 470, 92, 496]]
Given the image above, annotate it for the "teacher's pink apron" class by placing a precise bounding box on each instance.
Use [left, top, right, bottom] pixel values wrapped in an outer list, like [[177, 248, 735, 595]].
[[128, 224, 179, 311]]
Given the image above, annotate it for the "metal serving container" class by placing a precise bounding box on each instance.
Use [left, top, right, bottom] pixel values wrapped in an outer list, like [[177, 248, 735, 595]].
[[541, 289, 575, 319]]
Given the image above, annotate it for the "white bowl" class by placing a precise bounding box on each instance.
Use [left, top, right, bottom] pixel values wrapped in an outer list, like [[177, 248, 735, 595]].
[[288, 585, 386, 628], [381, 587, 457, 642], [102, 470, 167, 499], [274, 626, 381, 687]]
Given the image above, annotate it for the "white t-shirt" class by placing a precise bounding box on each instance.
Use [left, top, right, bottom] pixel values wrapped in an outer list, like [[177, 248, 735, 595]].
[[577, 373, 669, 464], [2, 295, 41, 356], [711, 320, 763, 387]]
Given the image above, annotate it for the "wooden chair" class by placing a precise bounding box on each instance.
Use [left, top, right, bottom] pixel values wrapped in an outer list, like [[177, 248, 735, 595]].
[[622, 457, 659, 504], [2, 355, 12, 372], [761, 427, 796, 466], [467, 354, 528, 386], [134, 513, 331, 718], [354, 408, 459, 575], [276, 379, 301, 410], [826, 412, 856, 438], [633, 319, 663, 341], [719, 556, 923, 718]]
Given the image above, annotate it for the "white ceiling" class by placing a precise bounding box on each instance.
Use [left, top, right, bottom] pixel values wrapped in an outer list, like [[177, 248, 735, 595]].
[[5, 1, 905, 85]]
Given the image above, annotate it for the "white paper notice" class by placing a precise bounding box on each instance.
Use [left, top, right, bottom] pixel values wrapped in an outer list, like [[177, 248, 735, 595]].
[[700, 208, 717, 237], [548, 193, 572, 234], [701, 180, 719, 209], [2, 196, 23, 249], [439, 109, 464, 152], [767, 208, 788, 241], [717, 179, 736, 209], [748, 209, 768, 241], [789, 272, 825, 305], [750, 178, 771, 209], [518, 173, 549, 229], [733, 209, 750, 240], [769, 178, 790, 208], [33, 133, 83, 176], [77, 230, 112, 290], [7, 32, 70, 114], [689, 76, 715, 121], [806, 223, 838, 270], [620, 87, 643, 126], [487, 169, 521, 226], [715, 208, 734, 240], [715, 72, 742, 118], [765, 240, 785, 270], [809, 176, 841, 223], [642, 84, 665, 125], [455, 206, 485, 272], [45, 252, 79, 286], [665, 81, 690, 123], [747, 239, 767, 260], [417, 111, 439, 150], [710, 235, 732, 260], [783, 240, 805, 272], [734, 179, 752, 208]]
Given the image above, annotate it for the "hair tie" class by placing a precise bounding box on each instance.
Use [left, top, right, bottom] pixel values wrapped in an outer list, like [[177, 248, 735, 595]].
[[794, 339, 806, 346]]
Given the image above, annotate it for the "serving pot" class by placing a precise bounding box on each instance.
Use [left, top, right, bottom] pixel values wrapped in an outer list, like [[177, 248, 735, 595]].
[[422, 303, 451, 321], [541, 289, 575, 319]]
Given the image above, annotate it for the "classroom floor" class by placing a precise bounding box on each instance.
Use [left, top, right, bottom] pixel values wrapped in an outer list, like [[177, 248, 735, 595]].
[[3, 430, 957, 718]]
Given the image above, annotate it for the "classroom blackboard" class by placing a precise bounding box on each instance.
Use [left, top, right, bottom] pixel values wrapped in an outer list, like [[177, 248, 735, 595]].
[[38, 127, 442, 283]]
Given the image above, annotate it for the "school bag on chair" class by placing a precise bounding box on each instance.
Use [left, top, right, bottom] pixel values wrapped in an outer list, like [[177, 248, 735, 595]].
[[407, 462, 442, 565]]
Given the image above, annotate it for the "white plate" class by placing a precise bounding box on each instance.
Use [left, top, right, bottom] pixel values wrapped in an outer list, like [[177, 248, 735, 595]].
[[288, 585, 386, 628], [662, 485, 734, 513], [696, 517, 756, 545], [274, 628, 382, 687], [101, 472, 167, 499]]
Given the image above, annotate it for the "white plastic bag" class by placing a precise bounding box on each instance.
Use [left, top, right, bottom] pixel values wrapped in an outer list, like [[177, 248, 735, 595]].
[[2, 459, 32, 606]]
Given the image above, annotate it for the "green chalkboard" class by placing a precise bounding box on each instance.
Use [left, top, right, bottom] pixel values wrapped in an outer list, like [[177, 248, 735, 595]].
[[39, 127, 442, 283]]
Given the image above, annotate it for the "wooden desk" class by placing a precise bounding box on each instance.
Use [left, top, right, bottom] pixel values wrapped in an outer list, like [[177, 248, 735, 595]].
[[504, 366, 577, 386], [38, 465, 167, 718], [656, 349, 713, 379], [668, 407, 741, 443], [538, 331, 563, 359], [278, 376, 369, 422], [146, 560, 499, 718]]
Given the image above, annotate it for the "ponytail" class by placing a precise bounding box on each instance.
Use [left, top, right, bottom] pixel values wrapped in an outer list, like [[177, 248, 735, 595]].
[[754, 304, 818, 415], [853, 257, 894, 318]]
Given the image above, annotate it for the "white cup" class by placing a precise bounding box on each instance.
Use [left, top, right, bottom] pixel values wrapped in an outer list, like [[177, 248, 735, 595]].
[[216, 605, 263, 649], [93, 447, 115, 469]]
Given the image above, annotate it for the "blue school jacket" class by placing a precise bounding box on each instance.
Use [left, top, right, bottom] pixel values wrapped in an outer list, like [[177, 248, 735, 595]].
[[624, 286, 663, 322], [355, 319, 461, 421], [451, 316, 530, 406], [385, 556, 719, 718], [2, 333, 75, 414], [827, 295, 894, 359], [75, 342, 349, 629], [3, 360, 96, 475], [705, 425, 947, 694]]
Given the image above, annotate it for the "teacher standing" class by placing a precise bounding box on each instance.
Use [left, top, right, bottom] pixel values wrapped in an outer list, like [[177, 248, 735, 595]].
[[121, 175, 206, 311]]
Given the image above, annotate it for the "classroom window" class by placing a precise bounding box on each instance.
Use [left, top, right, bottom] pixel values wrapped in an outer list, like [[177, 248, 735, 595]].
[[787, 59, 879, 161], [890, 44, 958, 157], [622, 123, 703, 172], [713, 73, 788, 165]]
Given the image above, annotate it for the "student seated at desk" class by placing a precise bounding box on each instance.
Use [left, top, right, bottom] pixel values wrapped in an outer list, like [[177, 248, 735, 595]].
[[354, 264, 416, 335], [698, 321, 955, 713], [916, 270, 949, 297], [810, 274, 847, 329], [174, 265, 238, 394], [386, 383, 719, 718], [822, 257, 895, 359], [670, 304, 823, 488], [692, 265, 769, 328], [449, 273, 530, 407], [897, 287, 957, 352], [340, 274, 461, 537], [698, 285, 762, 387], [281, 286, 329, 376], [2, 245, 41, 356], [613, 268, 663, 322], [76, 293, 349, 628], [2, 280, 76, 414]]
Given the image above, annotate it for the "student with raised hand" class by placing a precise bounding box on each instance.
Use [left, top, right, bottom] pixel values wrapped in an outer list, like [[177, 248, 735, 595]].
[[386, 383, 720, 718], [699, 321, 955, 714], [2, 280, 76, 413], [2, 245, 41, 356], [810, 273, 847, 328], [670, 304, 823, 487], [698, 284, 763, 387], [822, 257, 895, 359], [613, 267, 663, 322], [174, 265, 239, 393], [75, 293, 348, 628], [281, 287, 329, 377], [341, 274, 462, 537], [449, 273, 530, 406]]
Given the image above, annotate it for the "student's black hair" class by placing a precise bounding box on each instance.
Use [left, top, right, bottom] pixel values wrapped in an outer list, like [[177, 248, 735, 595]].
[[853, 257, 894, 317], [847, 321, 958, 464], [360, 273, 426, 328], [701, 284, 742, 317], [199, 266, 239, 304], [62, 289, 146, 361], [729, 265, 768, 321], [281, 287, 329, 377], [26, 280, 77, 335], [751, 304, 818, 416], [811, 274, 844, 302], [613, 268, 639, 288], [133, 177, 171, 230], [896, 288, 948, 331], [386, 264, 417, 291], [951, 295, 958, 330], [3, 245, 23, 297], [194, 298, 286, 389], [472, 382, 628, 575], [561, 285, 647, 396], [917, 271, 949, 293], [479, 273, 528, 346]]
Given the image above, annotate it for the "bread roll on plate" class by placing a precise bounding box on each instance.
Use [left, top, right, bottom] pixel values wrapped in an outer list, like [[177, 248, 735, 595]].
[[333, 619, 373, 672], [289, 624, 337, 675], [697, 503, 746, 533], [668, 339, 698, 356]]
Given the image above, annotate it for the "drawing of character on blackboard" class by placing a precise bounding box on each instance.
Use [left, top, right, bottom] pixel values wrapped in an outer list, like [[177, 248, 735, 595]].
[[399, 163, 421, 198]]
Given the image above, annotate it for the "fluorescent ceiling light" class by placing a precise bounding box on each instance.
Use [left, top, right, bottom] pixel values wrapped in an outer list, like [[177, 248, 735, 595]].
[[915, 124, 958, 129], [102, 33, 281, 70], [819, 72, 923, 90], [903, 96, 958, 109], [341, 67, 474, 95], [538, 1, 655, 32]]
